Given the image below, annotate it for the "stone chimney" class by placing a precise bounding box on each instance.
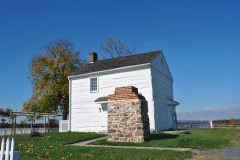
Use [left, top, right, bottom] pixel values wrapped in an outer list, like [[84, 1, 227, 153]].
[[107, 86, 150, 143], [89, 52, 98, 63]]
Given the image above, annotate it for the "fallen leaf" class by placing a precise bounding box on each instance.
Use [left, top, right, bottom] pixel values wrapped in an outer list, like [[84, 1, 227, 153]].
[[25, 150, 30, 153], [81, 153, 94, 157]]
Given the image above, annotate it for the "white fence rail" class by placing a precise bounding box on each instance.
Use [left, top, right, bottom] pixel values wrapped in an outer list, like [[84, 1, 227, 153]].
[[178, 121, 240, 130], [0, 128, 59, 136], [213, 125, 240, 130], [177, 120, 213, 129], [0, 137, 19, 160]]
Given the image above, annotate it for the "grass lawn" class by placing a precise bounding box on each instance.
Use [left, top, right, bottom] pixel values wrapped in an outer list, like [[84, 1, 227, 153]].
[[89, 129, 239, 150], [1, 132, 192, 160]]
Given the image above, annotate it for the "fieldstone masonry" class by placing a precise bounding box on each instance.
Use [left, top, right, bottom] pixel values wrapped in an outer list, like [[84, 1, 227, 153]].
[[107, 86, 150, 143]]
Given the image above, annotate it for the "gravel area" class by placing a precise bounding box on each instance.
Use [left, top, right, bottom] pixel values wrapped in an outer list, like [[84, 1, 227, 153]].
[[189, 130, 240, 160]]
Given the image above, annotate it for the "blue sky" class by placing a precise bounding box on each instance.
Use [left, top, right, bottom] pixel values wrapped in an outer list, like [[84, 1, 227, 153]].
[[0, 0, 239, 121]]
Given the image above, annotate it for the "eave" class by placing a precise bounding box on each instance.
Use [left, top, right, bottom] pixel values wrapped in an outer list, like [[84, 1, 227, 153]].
[[68, 63, 151, 80]]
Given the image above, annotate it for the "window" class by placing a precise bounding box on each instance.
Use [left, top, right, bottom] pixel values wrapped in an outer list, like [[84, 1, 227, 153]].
[[161, 58, 164, 66], [90, 77, 98, 92]]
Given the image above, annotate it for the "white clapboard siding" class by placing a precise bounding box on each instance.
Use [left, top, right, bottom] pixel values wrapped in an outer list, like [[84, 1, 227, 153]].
[[154, 98, 172, 130], [72, 126, 103, 132], [150, 52, 173, 80], [151, 69, 173, 99], [153, 93, 169, 130], [70, 67, 155, 132], [150, 53, 174, 131], [0, 137, 19, 160]]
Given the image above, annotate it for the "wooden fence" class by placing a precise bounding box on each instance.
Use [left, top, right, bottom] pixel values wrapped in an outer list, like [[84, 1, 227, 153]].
[[177, 120, 213, 129], [0, 128, 59, 136], [213, 124, 240, 130]]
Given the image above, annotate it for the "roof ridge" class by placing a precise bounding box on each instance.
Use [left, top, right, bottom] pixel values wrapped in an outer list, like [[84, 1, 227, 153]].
[[70, 50, 162, 76]]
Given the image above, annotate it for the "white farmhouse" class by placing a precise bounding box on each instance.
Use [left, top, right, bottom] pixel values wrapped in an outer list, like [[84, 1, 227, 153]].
[[68, 51, 179, 133]]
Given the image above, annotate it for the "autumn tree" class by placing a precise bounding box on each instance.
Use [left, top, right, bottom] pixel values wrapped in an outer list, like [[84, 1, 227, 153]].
[[23, 38, 86, 120], [100, 38, 138, 59], [229, 118, 237, 125]]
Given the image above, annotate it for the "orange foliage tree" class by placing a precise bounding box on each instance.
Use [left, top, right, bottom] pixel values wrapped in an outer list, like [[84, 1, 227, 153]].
[[23, 38, 86, 119]]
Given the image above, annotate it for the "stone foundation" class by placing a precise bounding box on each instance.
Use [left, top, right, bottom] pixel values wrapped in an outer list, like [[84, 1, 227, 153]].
[[107, 86, 150, 143]]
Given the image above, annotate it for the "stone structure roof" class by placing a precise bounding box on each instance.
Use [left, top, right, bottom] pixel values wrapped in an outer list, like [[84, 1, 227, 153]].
[[71, 50, 162, 76], [94, 96, 108, 102]]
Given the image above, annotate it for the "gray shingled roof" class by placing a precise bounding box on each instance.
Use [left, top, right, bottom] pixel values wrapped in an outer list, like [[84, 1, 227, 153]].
[[71, 50, 161, 76]]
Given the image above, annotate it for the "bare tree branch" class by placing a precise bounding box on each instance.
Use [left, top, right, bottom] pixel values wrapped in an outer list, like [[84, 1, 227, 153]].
[[100, 38, 138, 59]]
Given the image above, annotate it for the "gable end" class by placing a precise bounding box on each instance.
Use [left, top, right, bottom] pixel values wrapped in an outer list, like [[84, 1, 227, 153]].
[[150, 51, 173, 80]]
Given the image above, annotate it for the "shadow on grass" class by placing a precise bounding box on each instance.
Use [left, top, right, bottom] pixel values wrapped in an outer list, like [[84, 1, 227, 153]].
[[150, 133, 179, 140]]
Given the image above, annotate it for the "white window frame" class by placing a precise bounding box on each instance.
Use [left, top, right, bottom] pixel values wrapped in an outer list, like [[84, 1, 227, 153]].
[[90, 77, 98, 92]]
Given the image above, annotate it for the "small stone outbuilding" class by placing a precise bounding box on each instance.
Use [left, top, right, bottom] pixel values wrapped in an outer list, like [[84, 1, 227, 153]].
[[107, 86, 150, 143]]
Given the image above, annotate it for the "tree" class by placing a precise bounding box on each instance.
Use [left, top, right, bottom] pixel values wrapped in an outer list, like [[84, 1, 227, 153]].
[[0, 108, 6, 124], [49, 119, 59, 128], [23, 38, 86, 120], [100, 38, 138, 59], [229, 117, 237, 125], [19, 119, 26, 129], [0, 107, 13, 125]]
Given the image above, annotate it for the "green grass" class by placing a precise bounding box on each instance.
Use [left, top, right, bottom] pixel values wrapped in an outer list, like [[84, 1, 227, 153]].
[[1, 132, 192, 160], [89, 129, 238, 150]]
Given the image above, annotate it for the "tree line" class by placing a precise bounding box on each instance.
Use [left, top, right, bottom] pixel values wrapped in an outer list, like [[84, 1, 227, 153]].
[[213, 118, 240, 125]]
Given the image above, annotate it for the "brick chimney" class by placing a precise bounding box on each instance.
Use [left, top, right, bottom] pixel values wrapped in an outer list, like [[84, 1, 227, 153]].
[[89, 52, 98, 63]]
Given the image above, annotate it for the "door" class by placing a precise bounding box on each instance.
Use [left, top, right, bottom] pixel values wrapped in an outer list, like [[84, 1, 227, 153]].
[[101, 104, 108, 131]]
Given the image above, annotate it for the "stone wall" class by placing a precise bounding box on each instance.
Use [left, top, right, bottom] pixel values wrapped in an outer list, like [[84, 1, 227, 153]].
[[107, 86, 150, 143]]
